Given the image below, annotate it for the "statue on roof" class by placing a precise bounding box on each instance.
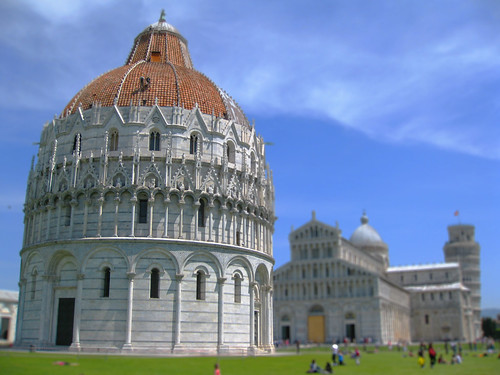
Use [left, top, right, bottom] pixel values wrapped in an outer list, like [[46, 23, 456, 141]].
[[159, 9, 166, 23]]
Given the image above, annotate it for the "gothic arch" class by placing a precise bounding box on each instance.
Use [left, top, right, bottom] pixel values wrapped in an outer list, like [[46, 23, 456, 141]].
[[81, 245, 130, 274], [47, 250, 78, 276], [182, 250, 223, 279], [132, 247, 180, 275], [22, 251, 45, 278], [227, 255, 254, 283]]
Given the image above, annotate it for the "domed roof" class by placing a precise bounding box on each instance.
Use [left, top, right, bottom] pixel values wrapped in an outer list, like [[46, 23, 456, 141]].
[[62, 12, 248, 125], [350, 212, 385, 247]]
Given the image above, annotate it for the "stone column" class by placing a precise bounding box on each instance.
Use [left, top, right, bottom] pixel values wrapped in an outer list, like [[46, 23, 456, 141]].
[[249, 282, 256, 349], [45, 205, 54, 241], [242, 210, 247, 246], [163, 197, 170, 237], [268, 286, 274, 349], [30, 212, 36, 244], [208, 204, 214, 242], [221, 206, 226, 243], [232, 208, 238, 245], [130, 196, 137, 237], [113, 196, 120, 236], [39, 275, 55, 346], [22, 216, 28, 247], [148, 197, 154, 237], [256, 219, 261, 251], [82, 200, 90, 237], [261, 285, 269, 348], [217, 277, 227, 351], [262, 222, 267, 254], [15, 279, 27, 345], [69, 199, 77, 238], [37, 208, 43, 242], [70, 273, 84, 351], [55, 205, 62, 239], [194, 201, 200, 240], [96, 196, 104, 237], [178, 202, 184, 239], [173, 273, 184, 351], [122, 272, 136, 350]]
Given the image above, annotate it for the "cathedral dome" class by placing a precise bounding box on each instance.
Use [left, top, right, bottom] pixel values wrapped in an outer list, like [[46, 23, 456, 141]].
[[62, 13, 248, 125], [350, 212, 385, 246]]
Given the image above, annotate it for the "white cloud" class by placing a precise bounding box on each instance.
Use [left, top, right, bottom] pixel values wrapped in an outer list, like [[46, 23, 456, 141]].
[[214, 14, 500, 159], [4, 0, 499, 159]]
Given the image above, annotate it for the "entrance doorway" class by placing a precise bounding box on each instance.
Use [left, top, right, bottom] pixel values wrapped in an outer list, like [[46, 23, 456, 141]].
[[56, 298, 75, 346], [282, 325, 290, 341], [308, 305, 325, 343], [308, 316, 325, 343], [345, 324, 355, 342]]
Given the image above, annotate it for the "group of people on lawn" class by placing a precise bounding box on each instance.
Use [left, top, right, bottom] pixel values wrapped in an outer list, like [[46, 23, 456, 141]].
[[417, 342, 462, 368], [307, 344, 360, 373]]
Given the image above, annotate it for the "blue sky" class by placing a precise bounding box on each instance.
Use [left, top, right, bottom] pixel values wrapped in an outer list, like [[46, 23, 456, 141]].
[[0, 0, 498, 308]]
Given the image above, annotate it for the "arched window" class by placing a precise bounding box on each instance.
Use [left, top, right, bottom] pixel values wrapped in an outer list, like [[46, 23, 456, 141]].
[[109, 130, 119, 151], [73, 133, 82, 154], [198, 199, 206, 228], [227, 141, 235, 163], [190, 134, 198, 155], [234, 274, 242, 303], [138, 195, 148, 223], [196, 270, 206, 300], [103, 267, 111, 298], [149, 131, 160, 151], [64, 202, 71, 226], [150, 268, 160, 298]]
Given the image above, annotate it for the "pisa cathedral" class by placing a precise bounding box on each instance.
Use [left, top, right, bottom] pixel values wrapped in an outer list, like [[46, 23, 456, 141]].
[[16, 14, 275, 354], [273, 212, 481, 345]]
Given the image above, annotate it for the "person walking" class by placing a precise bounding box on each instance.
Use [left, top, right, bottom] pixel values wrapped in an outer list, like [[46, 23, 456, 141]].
[[428, 343, 437, 368]]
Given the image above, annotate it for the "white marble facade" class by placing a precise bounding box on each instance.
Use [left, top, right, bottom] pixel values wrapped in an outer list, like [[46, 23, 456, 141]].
[[0, 290, 18, 346], [16, 15, 275, 354], [274, 212, 478, 345]]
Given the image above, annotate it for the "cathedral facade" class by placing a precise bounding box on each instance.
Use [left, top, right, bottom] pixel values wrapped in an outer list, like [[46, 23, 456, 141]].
[[273, 213, 480, 345], [16, 14, 275, 354]]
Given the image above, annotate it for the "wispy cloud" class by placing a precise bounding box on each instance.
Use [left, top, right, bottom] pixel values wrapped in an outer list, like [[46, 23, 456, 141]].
[[3, 0, 499, 158], [202, 2, 500, 159]]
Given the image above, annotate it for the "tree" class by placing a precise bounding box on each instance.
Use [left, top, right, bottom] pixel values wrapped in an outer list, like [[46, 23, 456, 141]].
[[481, 317, 497, 338]]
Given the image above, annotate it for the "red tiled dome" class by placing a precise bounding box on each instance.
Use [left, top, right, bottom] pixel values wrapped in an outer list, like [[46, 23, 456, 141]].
[[63, 16, 247, 125]]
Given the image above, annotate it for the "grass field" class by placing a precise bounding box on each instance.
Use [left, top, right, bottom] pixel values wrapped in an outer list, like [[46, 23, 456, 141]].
[[0, 345, 498, 375]]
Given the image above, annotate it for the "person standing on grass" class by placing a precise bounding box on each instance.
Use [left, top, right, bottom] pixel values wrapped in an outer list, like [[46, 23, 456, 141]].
[[418, 347, 425, 368], [428, 343, 437, 368], [354, 347, 361, 365], [214, 363, 221, 375], [332, 344, 339, 364]]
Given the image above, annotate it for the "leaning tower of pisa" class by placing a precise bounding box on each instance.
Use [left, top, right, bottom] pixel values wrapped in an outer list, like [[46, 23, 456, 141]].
[[443, 224, 481, 339]]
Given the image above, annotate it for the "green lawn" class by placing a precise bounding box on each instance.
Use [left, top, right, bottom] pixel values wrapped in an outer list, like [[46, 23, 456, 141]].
[[0, 346, 498, 375]]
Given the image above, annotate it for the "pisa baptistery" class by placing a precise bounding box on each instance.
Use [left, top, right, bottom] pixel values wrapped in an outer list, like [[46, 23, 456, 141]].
[[16, 12, 275, 354]]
